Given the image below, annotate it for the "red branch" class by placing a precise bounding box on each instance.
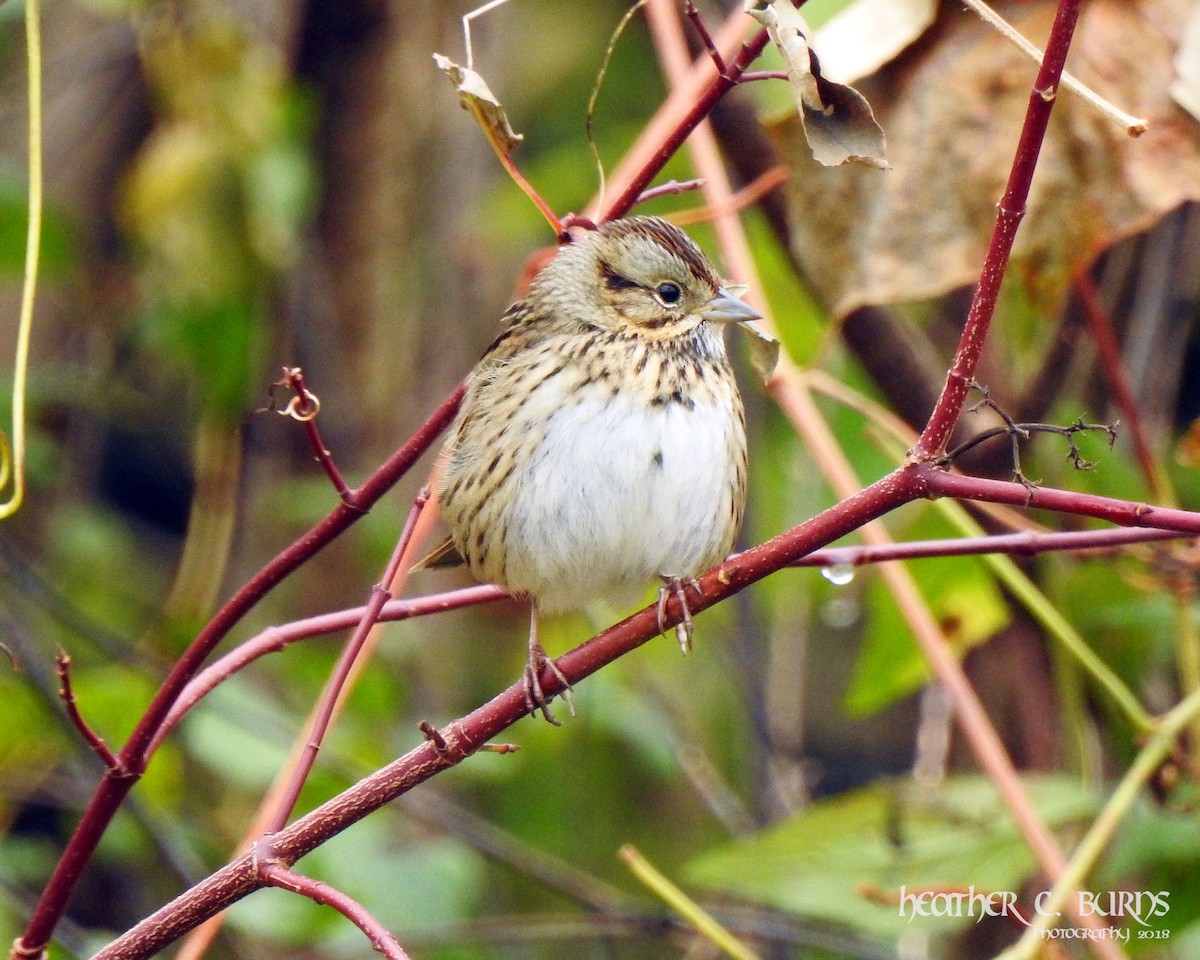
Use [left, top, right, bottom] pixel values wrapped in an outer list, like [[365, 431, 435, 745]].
[[257, 862, 412, 960], [918, 466, 1200, 533], [914, 0, 1086, 458], [795, 525, 1184, 568], [148, 585, 507, 754], [90, 471, 908, 960], [87, 458, 1200, 960]]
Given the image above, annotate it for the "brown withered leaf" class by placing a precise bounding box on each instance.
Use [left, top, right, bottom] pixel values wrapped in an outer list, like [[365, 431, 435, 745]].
[[739, 319, 782, 384], [432, 53, 523, 157], [746, 0, 888, 169], [768, 0, 1200, 321]]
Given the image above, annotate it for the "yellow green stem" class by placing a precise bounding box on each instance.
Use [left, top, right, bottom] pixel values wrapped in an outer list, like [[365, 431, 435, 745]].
[[995, 685, 1200, 959], [1, 0, 43, 519], [618, 844, 760, 960], [1172, 591, 1200, 760]]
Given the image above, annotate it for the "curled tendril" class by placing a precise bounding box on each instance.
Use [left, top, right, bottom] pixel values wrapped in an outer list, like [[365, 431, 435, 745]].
[[280, 392, 321, 422]]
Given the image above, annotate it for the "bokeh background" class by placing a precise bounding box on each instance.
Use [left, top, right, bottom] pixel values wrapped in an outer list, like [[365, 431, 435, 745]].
[[2, 1, 1199, 958]]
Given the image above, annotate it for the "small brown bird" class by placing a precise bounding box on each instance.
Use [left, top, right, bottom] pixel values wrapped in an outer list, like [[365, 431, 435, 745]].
[[429, 216, 758, 722]]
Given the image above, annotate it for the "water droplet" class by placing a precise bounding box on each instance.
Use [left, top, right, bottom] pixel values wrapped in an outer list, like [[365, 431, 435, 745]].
[[820, 563, 856, 586]]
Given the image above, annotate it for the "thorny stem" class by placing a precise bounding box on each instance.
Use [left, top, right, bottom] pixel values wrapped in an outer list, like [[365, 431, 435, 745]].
[[940, 418, 1119, 478], [914, 0, 1086, 458], [15, 385, 464, 958]]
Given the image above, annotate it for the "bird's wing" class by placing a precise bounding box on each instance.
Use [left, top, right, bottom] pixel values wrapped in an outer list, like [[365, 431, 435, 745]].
[[411, 535, 465, 571]]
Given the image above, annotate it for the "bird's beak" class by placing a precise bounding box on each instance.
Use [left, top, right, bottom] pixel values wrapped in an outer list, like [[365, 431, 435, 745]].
[[700, 287, 762, 324]]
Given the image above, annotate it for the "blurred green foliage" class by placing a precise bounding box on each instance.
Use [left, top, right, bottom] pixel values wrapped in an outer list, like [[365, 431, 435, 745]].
[[120, 10, 314, 417]]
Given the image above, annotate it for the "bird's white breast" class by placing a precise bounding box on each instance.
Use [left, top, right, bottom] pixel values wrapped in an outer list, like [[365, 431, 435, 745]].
[[501, 387, 743, 613]]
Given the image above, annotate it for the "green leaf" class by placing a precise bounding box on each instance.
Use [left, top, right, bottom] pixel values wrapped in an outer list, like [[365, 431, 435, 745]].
[[685, 774, 1097, 942]]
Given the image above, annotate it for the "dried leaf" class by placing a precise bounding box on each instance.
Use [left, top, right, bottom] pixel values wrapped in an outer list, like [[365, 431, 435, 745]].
[[738, 320, 781, 384], [745, 0, 888, 169], [432, 53, 523, 157], [768, 0, 1200, 321]]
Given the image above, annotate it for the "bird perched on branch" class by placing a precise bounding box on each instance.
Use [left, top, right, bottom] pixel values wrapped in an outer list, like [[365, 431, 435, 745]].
[[423, 216, 759, 723]]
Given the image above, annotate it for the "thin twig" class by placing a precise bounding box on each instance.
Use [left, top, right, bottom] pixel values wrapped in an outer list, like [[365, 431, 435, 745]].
[[940, 415, 1119, 478], [683, 0, 727, 76], [269, 368, 354, 504], [257, 862, 413, 960], [265, 488, 433, 833], [149, 585, 506, 754], [635, 177, 705, 204], [794, 526, 1184, 569], [56, 652, 119, 772], [961, 0, 1148, 136], [668, 165, 789, 226]]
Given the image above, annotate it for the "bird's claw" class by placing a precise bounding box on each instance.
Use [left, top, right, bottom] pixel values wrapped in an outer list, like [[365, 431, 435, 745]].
[[524, 640, 575, 725], [658, 576, 702, 654]]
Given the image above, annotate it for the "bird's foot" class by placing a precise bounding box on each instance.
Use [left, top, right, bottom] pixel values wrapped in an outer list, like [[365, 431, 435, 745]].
[[658, 576, 703, 654], [524, 638, 575, 725]]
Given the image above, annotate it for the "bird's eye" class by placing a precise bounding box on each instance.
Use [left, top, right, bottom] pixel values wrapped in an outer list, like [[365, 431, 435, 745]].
[[656, 282, 682, 304]]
